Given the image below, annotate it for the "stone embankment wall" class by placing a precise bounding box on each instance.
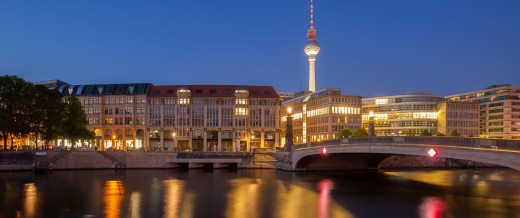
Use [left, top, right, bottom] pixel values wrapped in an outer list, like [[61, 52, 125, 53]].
[[0, 151, 263, 171]]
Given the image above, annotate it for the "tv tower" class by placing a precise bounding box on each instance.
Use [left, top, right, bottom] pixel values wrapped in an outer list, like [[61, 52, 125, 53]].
[[304, 0, 320, 92]]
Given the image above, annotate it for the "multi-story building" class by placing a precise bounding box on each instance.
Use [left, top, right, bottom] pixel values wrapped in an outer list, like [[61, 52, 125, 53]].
[[147, 85, 281, 152], [362, 92, 445, 136], [52, 82, 151, 150], [281, 89, 362, 144], [39, 80, 282, 151], [446, 84, 520, 139], [437, 101, 480, 136]]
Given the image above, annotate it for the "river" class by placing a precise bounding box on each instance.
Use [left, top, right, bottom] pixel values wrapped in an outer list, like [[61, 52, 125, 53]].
[[1, 169, 519, 218]]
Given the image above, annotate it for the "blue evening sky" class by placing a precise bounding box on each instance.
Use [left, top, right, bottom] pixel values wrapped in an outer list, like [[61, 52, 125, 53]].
[[1, 0, 519, 97]]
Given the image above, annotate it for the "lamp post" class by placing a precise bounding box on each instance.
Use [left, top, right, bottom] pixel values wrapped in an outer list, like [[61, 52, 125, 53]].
[[112, 135, 116, 150], [285, 107, 294, 151], [368, 111, 376, 137], [172, 132, 176, 152]]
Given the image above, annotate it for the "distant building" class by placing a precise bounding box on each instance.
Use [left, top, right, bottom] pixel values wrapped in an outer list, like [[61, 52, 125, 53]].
[[437, 101, 480, 136], [446, 84, 520, 139], [281, 89, 362, 144], [362, 92, 444, 136]]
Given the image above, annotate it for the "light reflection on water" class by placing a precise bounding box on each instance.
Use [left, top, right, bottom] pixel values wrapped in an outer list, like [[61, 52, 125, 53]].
[[0, 169, 519, 217], [419, 197, 445, 218], [23, 183, 37, 218], [104, 180, 124, 218]]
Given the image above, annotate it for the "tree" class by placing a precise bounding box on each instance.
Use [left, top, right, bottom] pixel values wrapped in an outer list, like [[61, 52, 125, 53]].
[[405, 129, 415, 136], [28, 85, 65, 149], [340, 128, 352, 138], [62, 95, 93, 148], [449, 129, 461, 137], [436, 132, 446, 136], [351, 128, 369, 138], [419, 129, 433, 136], [0, 75, 32, 150]]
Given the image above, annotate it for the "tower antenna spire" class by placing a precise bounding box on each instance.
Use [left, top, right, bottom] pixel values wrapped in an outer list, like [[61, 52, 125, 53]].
[[304, 0, 320, 92], [310, 0, 314, 29]]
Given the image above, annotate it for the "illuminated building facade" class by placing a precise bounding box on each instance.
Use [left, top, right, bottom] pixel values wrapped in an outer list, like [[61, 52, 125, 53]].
[[446, 84, 520, 139], [362, 92, 444, 136], [39, 81, 281, 151], [437, 101, 480, 136], [52, 82, 151, 150], [148, 85, 281, 151], [281, 89, 362, 144]]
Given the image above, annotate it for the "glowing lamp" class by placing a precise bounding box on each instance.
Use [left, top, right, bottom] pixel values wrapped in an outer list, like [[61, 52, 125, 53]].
[[428, 148, 437, 157], [287, 107, 293, 114], [322, 147, 327, 155]]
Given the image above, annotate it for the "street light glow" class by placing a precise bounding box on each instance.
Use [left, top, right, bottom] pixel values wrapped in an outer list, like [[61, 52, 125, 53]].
[[428, 148, 437, 157], [287, 107, 293, 114]]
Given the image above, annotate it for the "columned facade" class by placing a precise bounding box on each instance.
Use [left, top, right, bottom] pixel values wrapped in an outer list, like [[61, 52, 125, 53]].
[[147, 85, 281, 151]]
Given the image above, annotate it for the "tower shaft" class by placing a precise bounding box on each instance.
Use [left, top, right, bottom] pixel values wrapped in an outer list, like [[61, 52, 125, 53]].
[[308, 55, 316, 92]]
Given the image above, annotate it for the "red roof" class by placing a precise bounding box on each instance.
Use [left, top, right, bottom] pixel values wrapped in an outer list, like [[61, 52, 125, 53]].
[[148, 85, 280, 98]]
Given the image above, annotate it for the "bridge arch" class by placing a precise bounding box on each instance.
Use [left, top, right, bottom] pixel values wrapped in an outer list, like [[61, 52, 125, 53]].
[[283, 137, 520, 171]]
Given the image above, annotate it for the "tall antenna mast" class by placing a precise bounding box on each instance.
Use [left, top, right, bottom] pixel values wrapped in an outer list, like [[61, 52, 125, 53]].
[[304, 0, 320, 92]]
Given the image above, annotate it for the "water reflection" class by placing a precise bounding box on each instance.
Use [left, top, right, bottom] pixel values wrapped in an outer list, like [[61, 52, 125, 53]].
[[104, 180, 124, 218], [317, 179, 334, 218], [275, 178, 352, 218], [163, 179, 194, 218], [23, 183, 37, 218], [129, 192, 141, 218], [419, 197, 445, 218], [1, 169, 519, 217], [226, 178, 260, 218]]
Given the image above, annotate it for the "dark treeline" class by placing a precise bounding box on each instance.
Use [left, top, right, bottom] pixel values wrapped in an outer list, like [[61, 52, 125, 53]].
[[0, 75, 93, 150]]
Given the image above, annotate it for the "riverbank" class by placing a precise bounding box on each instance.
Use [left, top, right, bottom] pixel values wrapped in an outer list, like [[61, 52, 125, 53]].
[[0, 151, 497, 171]]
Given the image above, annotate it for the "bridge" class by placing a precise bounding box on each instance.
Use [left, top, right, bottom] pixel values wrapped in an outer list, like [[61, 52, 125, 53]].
[[274, 136, 520, 171]]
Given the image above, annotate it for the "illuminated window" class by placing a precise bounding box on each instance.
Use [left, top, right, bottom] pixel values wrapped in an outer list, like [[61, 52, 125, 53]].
[[179, 98, 190, 104], [235, 108, 247, 115], [376, 99, 389, 105], [235, 99, 246, 105]]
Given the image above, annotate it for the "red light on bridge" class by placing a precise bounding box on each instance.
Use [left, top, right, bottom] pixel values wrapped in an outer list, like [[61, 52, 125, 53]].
[[322, 147, 327, 155], [428, 148, 437, 157]]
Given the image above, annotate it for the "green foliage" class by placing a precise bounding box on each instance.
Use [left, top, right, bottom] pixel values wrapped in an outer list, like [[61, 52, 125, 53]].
[[351, 128, 369, 138], [0, 75, 92, 150], [0, 75, 33, 150], [449, 129, 461, 137], [340, 128, 352, 138], [436, 132, 446, 136], [419, 130, 433, 136], [405, 129, 415, 136], [29, 85, 65, 149], [62, 95, 93, 148]]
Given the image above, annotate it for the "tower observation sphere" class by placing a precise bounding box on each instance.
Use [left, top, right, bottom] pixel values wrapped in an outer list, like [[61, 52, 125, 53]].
[[304, 40, 320, 56]]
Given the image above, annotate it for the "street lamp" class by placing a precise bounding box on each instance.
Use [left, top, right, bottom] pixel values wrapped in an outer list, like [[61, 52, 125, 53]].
[[285, 107, 294, 151], [112, 135, 116, 150], [368, 111, 375, 137], [172, 132, 176, 151]]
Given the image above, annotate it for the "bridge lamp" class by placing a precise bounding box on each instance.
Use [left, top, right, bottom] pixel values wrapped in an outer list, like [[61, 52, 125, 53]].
[[428, 148, 437, 157], [322, 147, 327, 155]]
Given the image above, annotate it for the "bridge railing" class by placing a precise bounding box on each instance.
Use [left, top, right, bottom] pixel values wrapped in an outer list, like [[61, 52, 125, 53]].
[[291, 136, 520, 151]]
